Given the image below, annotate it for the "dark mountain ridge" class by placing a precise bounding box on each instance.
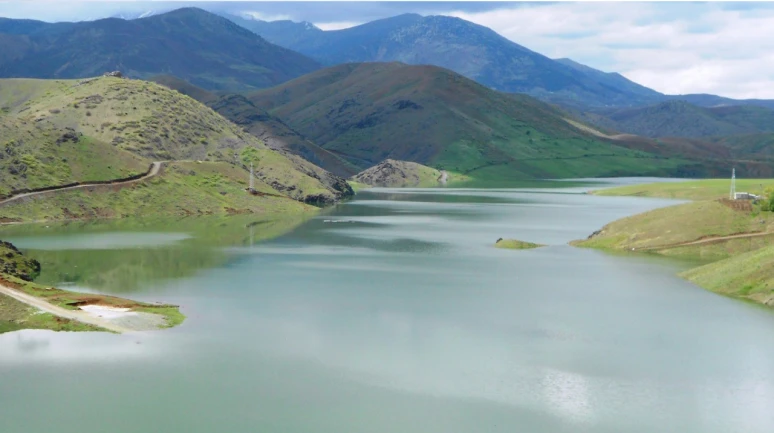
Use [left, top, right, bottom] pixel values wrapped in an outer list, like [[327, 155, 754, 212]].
[[0, 8, 321, 92]]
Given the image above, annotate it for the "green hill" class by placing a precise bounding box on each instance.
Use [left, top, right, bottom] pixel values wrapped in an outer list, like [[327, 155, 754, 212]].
[[0, 76, 353, 222], [0, 8, 320, 92], [150, 75, 358, 177], [243, 62, 749, 181], [587, 100, 774, 138]]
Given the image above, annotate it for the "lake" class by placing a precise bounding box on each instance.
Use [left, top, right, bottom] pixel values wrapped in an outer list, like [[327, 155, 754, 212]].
[[1, 183, 773, 433]]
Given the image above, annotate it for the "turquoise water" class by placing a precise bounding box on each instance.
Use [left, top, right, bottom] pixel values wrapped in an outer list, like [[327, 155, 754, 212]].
[[1, 186, 773, 433]]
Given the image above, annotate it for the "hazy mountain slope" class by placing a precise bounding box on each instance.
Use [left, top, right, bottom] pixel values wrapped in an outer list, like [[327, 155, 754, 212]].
[[0, 76, 351, 205], [588, 101, 774, 138], [246, 62, 712, 180], [149, 75, 357, 177], [0, 8, 320, 92], [237, 14, 663, 107]]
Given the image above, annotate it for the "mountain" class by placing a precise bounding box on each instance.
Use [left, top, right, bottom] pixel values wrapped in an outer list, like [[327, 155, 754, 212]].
[[235, 13, 665, 108], [584, 100, 774, 138], [0, 8, 320, 92], [0, 75, 352, 223], [242, 62, 750, 180], [149, 75, 358, 177]]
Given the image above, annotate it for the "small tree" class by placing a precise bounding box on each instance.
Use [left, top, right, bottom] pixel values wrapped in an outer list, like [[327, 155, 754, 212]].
[[240, 146, 261, 167]]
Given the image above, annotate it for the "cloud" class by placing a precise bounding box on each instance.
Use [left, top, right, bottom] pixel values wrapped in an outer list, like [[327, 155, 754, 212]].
[[314, 21, 361, 31], [446, 2, 774, 99], [1, 2, 773, 99]]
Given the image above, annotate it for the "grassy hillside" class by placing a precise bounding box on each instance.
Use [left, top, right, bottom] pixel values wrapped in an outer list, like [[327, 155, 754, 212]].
[[0, 8, 321, 92], [0, 76, 352, 212], [573, 181, 774, 307], [587, 100, 774, 138], [150, 75, 358, 177], [0, 161, 318, 223], [591, 179, 774, 200], [247, 62, 705, 181], [681, 245, 774, 307], [351, 159, 468, 187], [573, 200, 774, 254]]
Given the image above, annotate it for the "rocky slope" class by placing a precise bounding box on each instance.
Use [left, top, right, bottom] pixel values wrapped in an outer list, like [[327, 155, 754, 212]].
[[352, 159, 449, 187]]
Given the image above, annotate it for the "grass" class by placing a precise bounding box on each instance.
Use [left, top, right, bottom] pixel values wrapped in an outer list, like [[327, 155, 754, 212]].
[[681, 244, 774, 306], [0, 161, 317, 223], [591, 178, 774, 201], [0, 292, 102, 333], [1, 272, 185, 332], [572, 200, 774, 252], [494, 239, 545, 250], [573, 178, 774, 308]]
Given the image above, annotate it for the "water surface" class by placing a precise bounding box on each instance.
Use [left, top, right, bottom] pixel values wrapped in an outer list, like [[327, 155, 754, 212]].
[[1, 185, 773, 433]]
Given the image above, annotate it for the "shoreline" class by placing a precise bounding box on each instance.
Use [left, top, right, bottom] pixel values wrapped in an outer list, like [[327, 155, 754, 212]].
[[571, 180, 774, 308], [0, 274, 185, 334]]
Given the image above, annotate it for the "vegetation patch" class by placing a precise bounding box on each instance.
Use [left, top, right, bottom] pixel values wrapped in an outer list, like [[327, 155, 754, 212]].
[[494, 238, 545, 250]]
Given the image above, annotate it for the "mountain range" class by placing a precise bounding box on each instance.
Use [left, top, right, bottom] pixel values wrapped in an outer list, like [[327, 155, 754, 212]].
[[228, 12, 774, 112], [0, 6, 772, 190], [0, 8, 319, 92]]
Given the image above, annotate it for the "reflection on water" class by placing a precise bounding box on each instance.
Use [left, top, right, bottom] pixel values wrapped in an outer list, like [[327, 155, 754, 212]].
[[1, 183, 773, 433], [0, 214, 309, 294]]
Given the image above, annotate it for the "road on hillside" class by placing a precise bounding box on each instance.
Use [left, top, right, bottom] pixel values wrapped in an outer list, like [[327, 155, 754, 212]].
[[0, 283, 131, 333], [0, 162, 163, 207], [637, 231, 774, 251]]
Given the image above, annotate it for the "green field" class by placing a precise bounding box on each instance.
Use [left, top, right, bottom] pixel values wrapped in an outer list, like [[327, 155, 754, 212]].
[[592, 178, 774, 200]]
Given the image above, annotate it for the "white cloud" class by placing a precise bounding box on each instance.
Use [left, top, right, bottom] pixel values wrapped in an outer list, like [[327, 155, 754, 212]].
[[314, 21, 361, 31], [446, 3, 774, 99], [239, 11, 292, 22]]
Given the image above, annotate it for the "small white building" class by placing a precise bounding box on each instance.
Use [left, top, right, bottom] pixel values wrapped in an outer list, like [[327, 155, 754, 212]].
[[734, 192, 760, 200]]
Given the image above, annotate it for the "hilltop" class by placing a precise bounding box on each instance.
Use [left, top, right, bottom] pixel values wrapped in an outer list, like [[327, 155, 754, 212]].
[[236, 13, 663, 108], [0, 76, 352, 222], [0, 8, 320, 91], [244, 62, 757, 181]]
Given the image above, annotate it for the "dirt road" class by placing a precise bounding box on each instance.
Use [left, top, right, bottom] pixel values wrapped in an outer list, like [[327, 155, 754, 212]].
[[638, 231, 774, 251], [0, 161, 163, 208], [0, 283, 131, 333]]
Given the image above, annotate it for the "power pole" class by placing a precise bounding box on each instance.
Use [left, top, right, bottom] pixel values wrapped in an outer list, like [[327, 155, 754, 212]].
[[249, 162, 254, 191], [730, 167, 736, 200]]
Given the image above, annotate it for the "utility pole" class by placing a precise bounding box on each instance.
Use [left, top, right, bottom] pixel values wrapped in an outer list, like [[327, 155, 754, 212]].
[[730, 167, 736, 200], [249, 162, 254, 191]]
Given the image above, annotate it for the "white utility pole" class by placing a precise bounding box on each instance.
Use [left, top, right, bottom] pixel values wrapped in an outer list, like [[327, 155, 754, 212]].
[[730, 168, 736, 200], [249, 162, 254, 191]]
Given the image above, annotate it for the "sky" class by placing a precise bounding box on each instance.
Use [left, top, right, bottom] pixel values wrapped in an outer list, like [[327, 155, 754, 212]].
[[1, 1, 773, 99]]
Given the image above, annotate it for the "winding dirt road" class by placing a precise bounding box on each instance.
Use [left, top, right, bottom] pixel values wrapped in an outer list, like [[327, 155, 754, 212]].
[[0, 161, 163, 208], [0, 283, 131, 333], [637, 231, 774, 251]]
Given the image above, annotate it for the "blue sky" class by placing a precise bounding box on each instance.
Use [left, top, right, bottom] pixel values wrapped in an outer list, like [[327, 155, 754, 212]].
[[1, 1, 773, 99]]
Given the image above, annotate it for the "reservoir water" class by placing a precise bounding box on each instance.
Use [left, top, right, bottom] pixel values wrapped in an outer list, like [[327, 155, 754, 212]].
[[2, 184, 774, 433]]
